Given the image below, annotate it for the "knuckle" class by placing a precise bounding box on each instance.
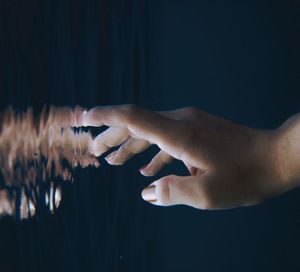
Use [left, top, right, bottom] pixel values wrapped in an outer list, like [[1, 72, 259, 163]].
[[156, 176, 172, 205], [122, 104, 139, 115], [179, 124, 198, 155], [183, 106, 198, 117], [120, 104, 140, 123], [186, 124, 198, 139]]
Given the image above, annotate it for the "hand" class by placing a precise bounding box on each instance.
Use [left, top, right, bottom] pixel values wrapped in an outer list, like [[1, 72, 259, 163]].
[[52, 105, 293, 210]]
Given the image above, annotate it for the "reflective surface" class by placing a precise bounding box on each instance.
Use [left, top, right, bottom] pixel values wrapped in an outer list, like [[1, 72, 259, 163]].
[[0, 1, 300, 272]]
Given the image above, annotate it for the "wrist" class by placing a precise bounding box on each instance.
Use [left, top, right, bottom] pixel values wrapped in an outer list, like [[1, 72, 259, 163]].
[[273, 114, 300, 190], [250, 128, 287, 199]]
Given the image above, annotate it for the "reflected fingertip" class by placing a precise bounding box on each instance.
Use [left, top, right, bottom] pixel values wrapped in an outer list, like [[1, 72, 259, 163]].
[[81, 110, 89, 127]]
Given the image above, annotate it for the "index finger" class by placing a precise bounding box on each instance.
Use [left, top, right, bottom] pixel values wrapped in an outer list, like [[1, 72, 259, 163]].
[[81, 105, 192, 161]]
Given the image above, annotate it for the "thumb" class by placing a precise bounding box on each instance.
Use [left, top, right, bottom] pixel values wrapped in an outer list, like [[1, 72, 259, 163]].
[[141, 174, 207, 209]]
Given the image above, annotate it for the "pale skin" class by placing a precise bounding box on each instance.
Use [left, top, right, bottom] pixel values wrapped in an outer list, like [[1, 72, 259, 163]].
[[53, 105, 300, 210]]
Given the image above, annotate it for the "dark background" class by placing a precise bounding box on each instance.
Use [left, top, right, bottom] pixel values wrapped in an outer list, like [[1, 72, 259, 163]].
[[0, 0, 300, 271]]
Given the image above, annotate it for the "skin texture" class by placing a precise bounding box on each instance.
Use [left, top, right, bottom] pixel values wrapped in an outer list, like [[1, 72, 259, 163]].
[[56, 105, 300, 210]]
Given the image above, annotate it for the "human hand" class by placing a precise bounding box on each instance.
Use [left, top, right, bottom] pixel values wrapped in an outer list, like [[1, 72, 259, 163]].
[[52, 105, 295, 210]]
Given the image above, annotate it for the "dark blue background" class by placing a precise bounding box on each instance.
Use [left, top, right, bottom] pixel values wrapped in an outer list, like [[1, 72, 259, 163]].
[[0, 0, 300, 271]]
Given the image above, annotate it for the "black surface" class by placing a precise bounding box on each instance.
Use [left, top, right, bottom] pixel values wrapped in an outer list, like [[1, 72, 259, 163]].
[[0, 0, 300, 271]]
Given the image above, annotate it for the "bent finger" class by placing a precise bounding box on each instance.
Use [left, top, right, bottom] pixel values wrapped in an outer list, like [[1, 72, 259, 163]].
[[105, 138, 150, 165], [139, 150, 173, 177], [92, 127, 129, 157]]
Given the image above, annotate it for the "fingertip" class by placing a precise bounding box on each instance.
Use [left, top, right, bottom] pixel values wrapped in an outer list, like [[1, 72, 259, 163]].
[[104, 151, 115, 164], [104, 151, 124, 165], [140, 171, 154, 177], [141, 185, 157, 203], [139, 165, 154, 176], [105, 157, 123, 166], [139, 165, 147, 172], [139, 171, 149, 176]]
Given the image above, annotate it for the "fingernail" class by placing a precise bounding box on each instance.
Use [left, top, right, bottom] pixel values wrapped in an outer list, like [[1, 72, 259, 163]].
[[139, 165, 152, 176], [105, 152, 122, 165], [141, 185, 156, 202], [139, 165, 147, 172], [105, 152, 116, 162]]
